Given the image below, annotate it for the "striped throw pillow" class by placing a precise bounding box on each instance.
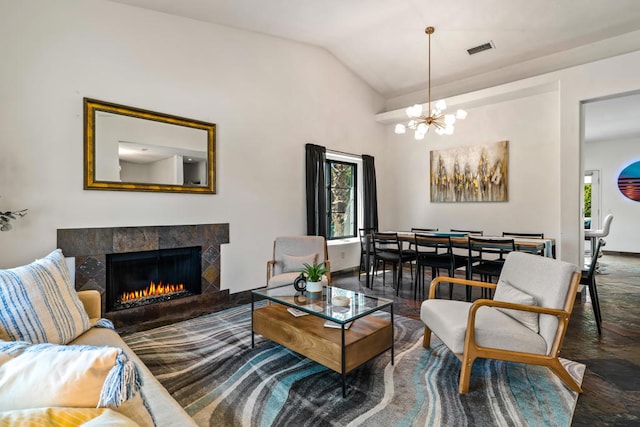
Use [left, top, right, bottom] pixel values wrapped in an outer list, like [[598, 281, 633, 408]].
[[0, 249, 91, 344]]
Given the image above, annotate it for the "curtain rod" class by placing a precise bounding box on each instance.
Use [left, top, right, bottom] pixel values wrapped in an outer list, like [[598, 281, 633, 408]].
[[326, 148, 361, 158]]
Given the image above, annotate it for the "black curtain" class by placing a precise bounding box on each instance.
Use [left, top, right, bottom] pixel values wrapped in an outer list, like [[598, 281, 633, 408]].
[[362, 154, 379, 231], [305, 143, 327, 237]]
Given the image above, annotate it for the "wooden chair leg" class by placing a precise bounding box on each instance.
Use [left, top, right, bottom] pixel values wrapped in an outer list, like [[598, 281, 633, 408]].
[[548, 358, 583, 393], [458, 353, 475, 394], [423, 326, 432, 348]]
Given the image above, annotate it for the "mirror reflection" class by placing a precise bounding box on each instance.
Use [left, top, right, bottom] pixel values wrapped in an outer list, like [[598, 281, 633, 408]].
[[84, 98, 216, 194]]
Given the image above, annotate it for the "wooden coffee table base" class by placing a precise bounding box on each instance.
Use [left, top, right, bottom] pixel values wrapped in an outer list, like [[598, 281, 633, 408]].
[[252, 304, 394, 397]]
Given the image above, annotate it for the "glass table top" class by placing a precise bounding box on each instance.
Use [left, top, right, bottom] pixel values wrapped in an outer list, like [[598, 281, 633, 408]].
[[252, 285, 393, 324]]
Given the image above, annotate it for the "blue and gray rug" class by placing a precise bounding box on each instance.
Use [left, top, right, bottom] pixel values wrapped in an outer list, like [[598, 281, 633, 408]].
[[123, 304, 584, 427]]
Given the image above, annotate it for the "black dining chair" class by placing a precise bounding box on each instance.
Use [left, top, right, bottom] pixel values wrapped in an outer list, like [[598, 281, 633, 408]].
[[413, 234, 466, 300], [449, 229, 484, 283], [407, 228, 438, 272], [358, 227, 377, 280], [581, 238, 604, 335], [372, 232, 416, 295], [467, 236, 515, 300]]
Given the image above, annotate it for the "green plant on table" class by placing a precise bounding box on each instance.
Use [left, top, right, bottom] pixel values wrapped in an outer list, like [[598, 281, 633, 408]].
[[0, 208, 28, 232], [300, 262, 328, 282]]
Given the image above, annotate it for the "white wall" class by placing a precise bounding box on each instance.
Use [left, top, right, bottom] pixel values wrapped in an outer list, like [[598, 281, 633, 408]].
[[585, 137, 640, 253], [0, 0, 387, 292]]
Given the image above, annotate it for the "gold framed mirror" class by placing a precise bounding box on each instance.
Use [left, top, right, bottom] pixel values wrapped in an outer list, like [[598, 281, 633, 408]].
[[84, 98, 216, 194]]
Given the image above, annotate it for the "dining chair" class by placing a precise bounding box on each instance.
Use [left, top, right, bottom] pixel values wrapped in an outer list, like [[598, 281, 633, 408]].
[[581, 238, 604, 334], [407, 228, 438, 273], [467, 236, 515, 300], [372, 232, 416, 295], [358, 227, 377, 280], [413, 234, 466, 300], [449, 229, 484, 288]]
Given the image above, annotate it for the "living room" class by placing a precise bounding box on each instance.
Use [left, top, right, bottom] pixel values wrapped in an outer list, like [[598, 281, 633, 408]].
[[2, 0, 640, 284], [1, 0, 640, 425]]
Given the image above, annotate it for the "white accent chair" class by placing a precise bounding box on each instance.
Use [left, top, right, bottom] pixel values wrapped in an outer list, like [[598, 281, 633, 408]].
[[421, 251, 582, 394], [266, 236, 331, 287]]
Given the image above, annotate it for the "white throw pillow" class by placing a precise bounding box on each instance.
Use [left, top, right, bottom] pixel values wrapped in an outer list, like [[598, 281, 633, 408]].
[[0, 342, 141, 411], [282, 253, 318, 273], [493, 281, 540, 333], [0, 249, 91, 344]]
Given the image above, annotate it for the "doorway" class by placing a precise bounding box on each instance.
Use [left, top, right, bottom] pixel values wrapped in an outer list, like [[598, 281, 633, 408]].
[[584, 169, 600, 230]]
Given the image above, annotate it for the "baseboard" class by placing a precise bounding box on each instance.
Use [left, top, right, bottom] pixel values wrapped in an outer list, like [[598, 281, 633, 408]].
[[331, 266, 360, 277], [602, 250, 640, 257]]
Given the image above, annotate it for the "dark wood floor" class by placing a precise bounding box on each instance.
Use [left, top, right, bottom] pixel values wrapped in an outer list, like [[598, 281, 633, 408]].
[[331, 252, 640, 427]]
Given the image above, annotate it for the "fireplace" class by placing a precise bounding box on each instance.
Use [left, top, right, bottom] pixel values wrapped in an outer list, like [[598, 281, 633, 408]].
[[57, 223, 230, 329], [106, 246, 201, 312]]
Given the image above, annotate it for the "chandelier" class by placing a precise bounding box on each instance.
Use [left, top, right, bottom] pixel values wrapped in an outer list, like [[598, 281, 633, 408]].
[[395, 27, 467, 139]]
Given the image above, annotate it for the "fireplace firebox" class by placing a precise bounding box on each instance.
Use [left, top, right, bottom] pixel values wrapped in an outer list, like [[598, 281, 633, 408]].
[[106, 246, 201, 312]]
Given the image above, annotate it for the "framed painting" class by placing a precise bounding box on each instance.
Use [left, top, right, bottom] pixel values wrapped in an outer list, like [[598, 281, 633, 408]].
[[430, 140, 508, 203]]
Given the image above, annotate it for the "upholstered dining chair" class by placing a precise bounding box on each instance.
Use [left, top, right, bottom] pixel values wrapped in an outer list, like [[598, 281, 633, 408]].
[[421, 251, 582, 394], [266, 236, 331, 287]]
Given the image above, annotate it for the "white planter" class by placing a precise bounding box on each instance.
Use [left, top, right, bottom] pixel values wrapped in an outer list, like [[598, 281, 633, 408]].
[[306, 281, 323, 293]]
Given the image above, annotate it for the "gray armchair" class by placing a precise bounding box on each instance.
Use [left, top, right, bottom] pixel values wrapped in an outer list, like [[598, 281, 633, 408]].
[[421, 251, 581, 394], [266, 236, 331, 287]]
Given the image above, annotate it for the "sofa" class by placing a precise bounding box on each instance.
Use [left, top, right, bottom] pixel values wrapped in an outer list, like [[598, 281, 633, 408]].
[[73, 290, 197, 427], [0, 249, 197, 426]]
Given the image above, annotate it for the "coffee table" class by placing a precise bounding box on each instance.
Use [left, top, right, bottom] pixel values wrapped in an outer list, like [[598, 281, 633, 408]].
[[251, 284, 394, 397]]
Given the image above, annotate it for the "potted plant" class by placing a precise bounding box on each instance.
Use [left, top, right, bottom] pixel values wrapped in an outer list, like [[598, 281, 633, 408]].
[[300, 262, 328, 293], [0, 208, 28, 232]]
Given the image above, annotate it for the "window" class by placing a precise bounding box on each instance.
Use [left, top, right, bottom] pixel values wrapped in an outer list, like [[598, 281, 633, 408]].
[[325, 159, 357, 240]]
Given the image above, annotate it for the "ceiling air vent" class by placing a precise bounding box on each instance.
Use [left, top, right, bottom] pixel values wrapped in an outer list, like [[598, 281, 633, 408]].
[[467, 42, 494, 55]]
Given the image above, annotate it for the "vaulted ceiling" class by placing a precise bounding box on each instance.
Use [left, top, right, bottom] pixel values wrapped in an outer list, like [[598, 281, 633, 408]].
[[108, 0, 640, 141], [110, 0, 640, 99]]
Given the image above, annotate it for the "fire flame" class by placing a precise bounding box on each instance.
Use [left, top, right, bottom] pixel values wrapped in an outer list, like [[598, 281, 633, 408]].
[[119, 281, 185, 302]]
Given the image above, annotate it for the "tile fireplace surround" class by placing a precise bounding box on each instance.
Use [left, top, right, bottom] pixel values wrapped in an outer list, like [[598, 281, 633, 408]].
[[57, 224, 229, 329]]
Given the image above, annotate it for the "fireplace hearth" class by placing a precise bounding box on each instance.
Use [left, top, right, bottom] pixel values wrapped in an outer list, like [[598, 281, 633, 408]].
[[57, 223, 230, 329], [106, 246, 201, 312]]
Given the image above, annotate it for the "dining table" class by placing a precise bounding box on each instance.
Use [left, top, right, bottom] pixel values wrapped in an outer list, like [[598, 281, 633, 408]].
[[364, 231, 556, 288]]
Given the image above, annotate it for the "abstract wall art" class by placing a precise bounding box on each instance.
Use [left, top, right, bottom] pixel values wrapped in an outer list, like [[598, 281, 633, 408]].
[[430, 140, 508, 203]]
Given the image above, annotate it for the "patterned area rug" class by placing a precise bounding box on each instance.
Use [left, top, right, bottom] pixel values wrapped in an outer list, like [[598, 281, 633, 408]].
[[123, 304, 584, 427]]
